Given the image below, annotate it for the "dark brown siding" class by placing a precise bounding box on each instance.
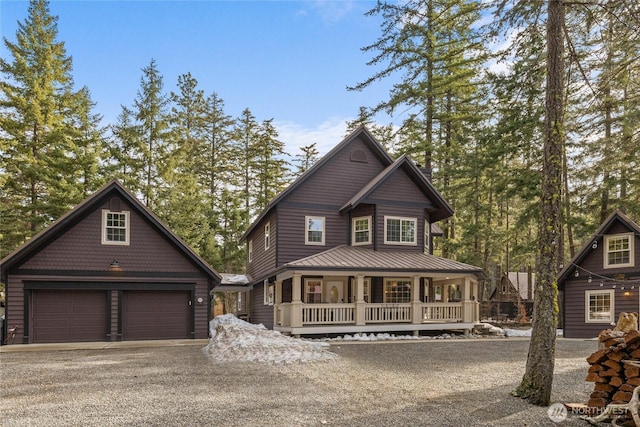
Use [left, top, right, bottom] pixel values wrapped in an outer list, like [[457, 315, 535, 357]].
[[284, 136, 388, 207], [277, 206, 348, 265], [20, 197, 201, 274], [249, 281, 273, 329], [246, 210, 277, 281], [564, 280, 639, 338]]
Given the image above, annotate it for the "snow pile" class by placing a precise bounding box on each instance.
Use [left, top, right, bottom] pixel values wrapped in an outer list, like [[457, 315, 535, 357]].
[[324, 332, 468, 341], [202, 314, 338, 364], [502, 328, 531, 337]]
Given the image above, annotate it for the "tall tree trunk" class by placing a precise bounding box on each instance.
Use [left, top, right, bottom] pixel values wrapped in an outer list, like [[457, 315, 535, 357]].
[[513, 0, 564, 406]]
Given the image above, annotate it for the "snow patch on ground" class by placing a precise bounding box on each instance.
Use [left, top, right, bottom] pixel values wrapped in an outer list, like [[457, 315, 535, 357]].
[[202, 314, 338, 364]]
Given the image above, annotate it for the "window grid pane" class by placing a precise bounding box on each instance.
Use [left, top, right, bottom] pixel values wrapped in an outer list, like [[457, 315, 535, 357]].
[[386, 219, 400, 242], [354, 218, 370, 243], [589, 293, 611, 320], [106, 213, 127, 242], [385, 279, 411, 303], [608, 236, 630, 265], [307, 218, 324, 243]]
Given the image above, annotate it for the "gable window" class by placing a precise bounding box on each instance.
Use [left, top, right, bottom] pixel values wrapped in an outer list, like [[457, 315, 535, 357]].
[[102, 210, 129, 245], [384, 216, 416, 245], [248, 240, 253, 263], [305, 279, 322, 303], [604, 233, 634, 268], [305, 216, 325, 245], [585, 290, 614, 323], [264, 223, 270, 250], [352, 216, 371, 245]]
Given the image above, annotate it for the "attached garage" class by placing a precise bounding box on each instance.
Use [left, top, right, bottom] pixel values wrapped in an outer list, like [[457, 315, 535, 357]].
[[31, 290, 108, 343], [122, 290, 192, 340]]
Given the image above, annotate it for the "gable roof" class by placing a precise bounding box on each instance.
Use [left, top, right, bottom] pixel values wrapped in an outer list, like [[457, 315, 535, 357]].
[[242, 126, 393, 241], [340, 154, 453, 222], [558, 209, 640, 287], [277, 245, 483, 275], [1, 179, 221, 282]]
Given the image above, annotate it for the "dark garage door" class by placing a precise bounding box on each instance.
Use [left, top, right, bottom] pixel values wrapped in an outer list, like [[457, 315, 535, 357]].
[[32, 290, 108, 343], [122, 291, 191, 340]]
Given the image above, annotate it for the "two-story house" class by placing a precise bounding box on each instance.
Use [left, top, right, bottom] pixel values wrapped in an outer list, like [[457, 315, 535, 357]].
[[559, 210, 640, 338], [242, 126, 484, 336]]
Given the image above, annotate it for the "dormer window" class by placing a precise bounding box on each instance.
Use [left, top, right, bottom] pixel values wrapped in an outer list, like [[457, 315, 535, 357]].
[[604, 233, 634, 268], [384, 216, 416, 245], [352, 216, 371, 245], [102, 210, 129, 245]]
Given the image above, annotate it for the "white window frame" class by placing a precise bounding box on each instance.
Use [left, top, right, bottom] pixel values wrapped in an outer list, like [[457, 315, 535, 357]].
[[424, 220, 431, 253], [263, 280, 274, 306], [383, 278, 412, 303], [248, 240, 253, 263], [264, 222, 270, 251], [352, 216, 372, 246], [604, 233, 634, 269], [384, 216, 417, 245], [305, 278, 323, 303], [101, 210, 130, 245], [585, 289, 615, 323], [305, 216, 325, 245]]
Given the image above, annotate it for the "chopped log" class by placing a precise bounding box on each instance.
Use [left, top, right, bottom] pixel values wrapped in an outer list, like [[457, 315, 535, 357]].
[[628, 377, 640, 386], [625, 330, 640, 345], [610, 376, 625, 387], [609, 351, 627, 362], [594, 383, 616, 392], [603, 359, 623, 372], [587, 397, 609, 408], [586, 372, 609, 383], [630, 348, 640, 358], [613, 391, 633, 403], [621, 384, 637, 392], [600, 369, 620, 377], [625, 365, 640, 378], [588, 364, 603, 373], [590, 390, 611, 399], [587, 349, 612, 364], [605, 338, 625, 348]]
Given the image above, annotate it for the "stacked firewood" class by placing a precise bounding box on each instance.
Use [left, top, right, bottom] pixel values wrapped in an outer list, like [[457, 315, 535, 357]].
[[586, 329, 640, 409]]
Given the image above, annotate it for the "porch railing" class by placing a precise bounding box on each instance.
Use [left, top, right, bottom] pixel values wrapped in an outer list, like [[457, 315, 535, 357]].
[[365, 303, 412, 323], [421, 303, 462, 321], [301, 304, 355, 324]]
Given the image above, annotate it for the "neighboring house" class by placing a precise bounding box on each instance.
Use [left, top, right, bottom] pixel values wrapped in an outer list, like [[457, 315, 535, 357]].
[[486, 272, 535, 320], [240, 126, 484, 336], [559, 210, 640, 338], [1, 180, 220, 344]]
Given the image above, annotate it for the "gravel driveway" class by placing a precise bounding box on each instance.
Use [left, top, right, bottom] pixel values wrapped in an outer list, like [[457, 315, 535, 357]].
[[1, 338, 596, 426]]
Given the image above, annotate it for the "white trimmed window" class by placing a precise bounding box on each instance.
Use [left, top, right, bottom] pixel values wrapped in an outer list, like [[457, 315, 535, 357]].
[[263, 280, 274, 305], [264, 222, 270, 250], [384, 278, 412, 303], [305, 216, 325, 245], [352, 216, 371, 245], [424, 220, 431, 253], [363, 278, 370, 303], [248, 240, 253, 263], [604, 233, 634, 268], [305, 279, 323, 303], [102, 210, 130, 245], [384, 216, 417, 245], [586, 290, 614, 323]]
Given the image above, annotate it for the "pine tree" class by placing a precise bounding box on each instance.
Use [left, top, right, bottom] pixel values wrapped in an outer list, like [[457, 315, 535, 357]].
[[253, 119, 290, 211], [0, 0, 98, 254], [293, 143, 320, 177]]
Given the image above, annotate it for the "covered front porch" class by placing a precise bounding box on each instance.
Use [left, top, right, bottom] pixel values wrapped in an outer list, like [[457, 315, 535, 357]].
[[270, 271, 480, 336]]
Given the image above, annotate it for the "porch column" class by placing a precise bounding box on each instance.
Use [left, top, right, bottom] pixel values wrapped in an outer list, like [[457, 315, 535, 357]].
[[291, 274, 303, 328], [462, 277, 477, 323], [411, 276, 422, 325], [273, 280, 282, 326], [355, 275, 365, 326]]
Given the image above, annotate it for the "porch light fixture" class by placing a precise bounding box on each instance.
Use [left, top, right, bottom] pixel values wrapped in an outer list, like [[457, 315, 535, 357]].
[[624, 291, 632, 297], [109, 260, 122, 273]]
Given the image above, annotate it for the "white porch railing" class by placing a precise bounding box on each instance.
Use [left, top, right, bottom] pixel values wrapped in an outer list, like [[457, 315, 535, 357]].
[[301, 304, 355, 324], [365, 303, 412, 323], [421, 303, 463, 321], [277, 302, 466, 327]]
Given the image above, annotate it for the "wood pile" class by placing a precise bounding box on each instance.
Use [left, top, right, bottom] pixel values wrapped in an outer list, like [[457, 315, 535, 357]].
[[585, 329, 640, 423]]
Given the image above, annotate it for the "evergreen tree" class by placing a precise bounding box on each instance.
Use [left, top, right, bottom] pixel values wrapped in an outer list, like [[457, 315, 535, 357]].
[[293, 143, 320, 177], [0, 0, 99, 254], [253, 119, 290, 211], [232, 108, 260, 227]]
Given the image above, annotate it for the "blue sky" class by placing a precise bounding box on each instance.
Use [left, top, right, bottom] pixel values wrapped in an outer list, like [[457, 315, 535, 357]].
[[1, 0, 398, 155]]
